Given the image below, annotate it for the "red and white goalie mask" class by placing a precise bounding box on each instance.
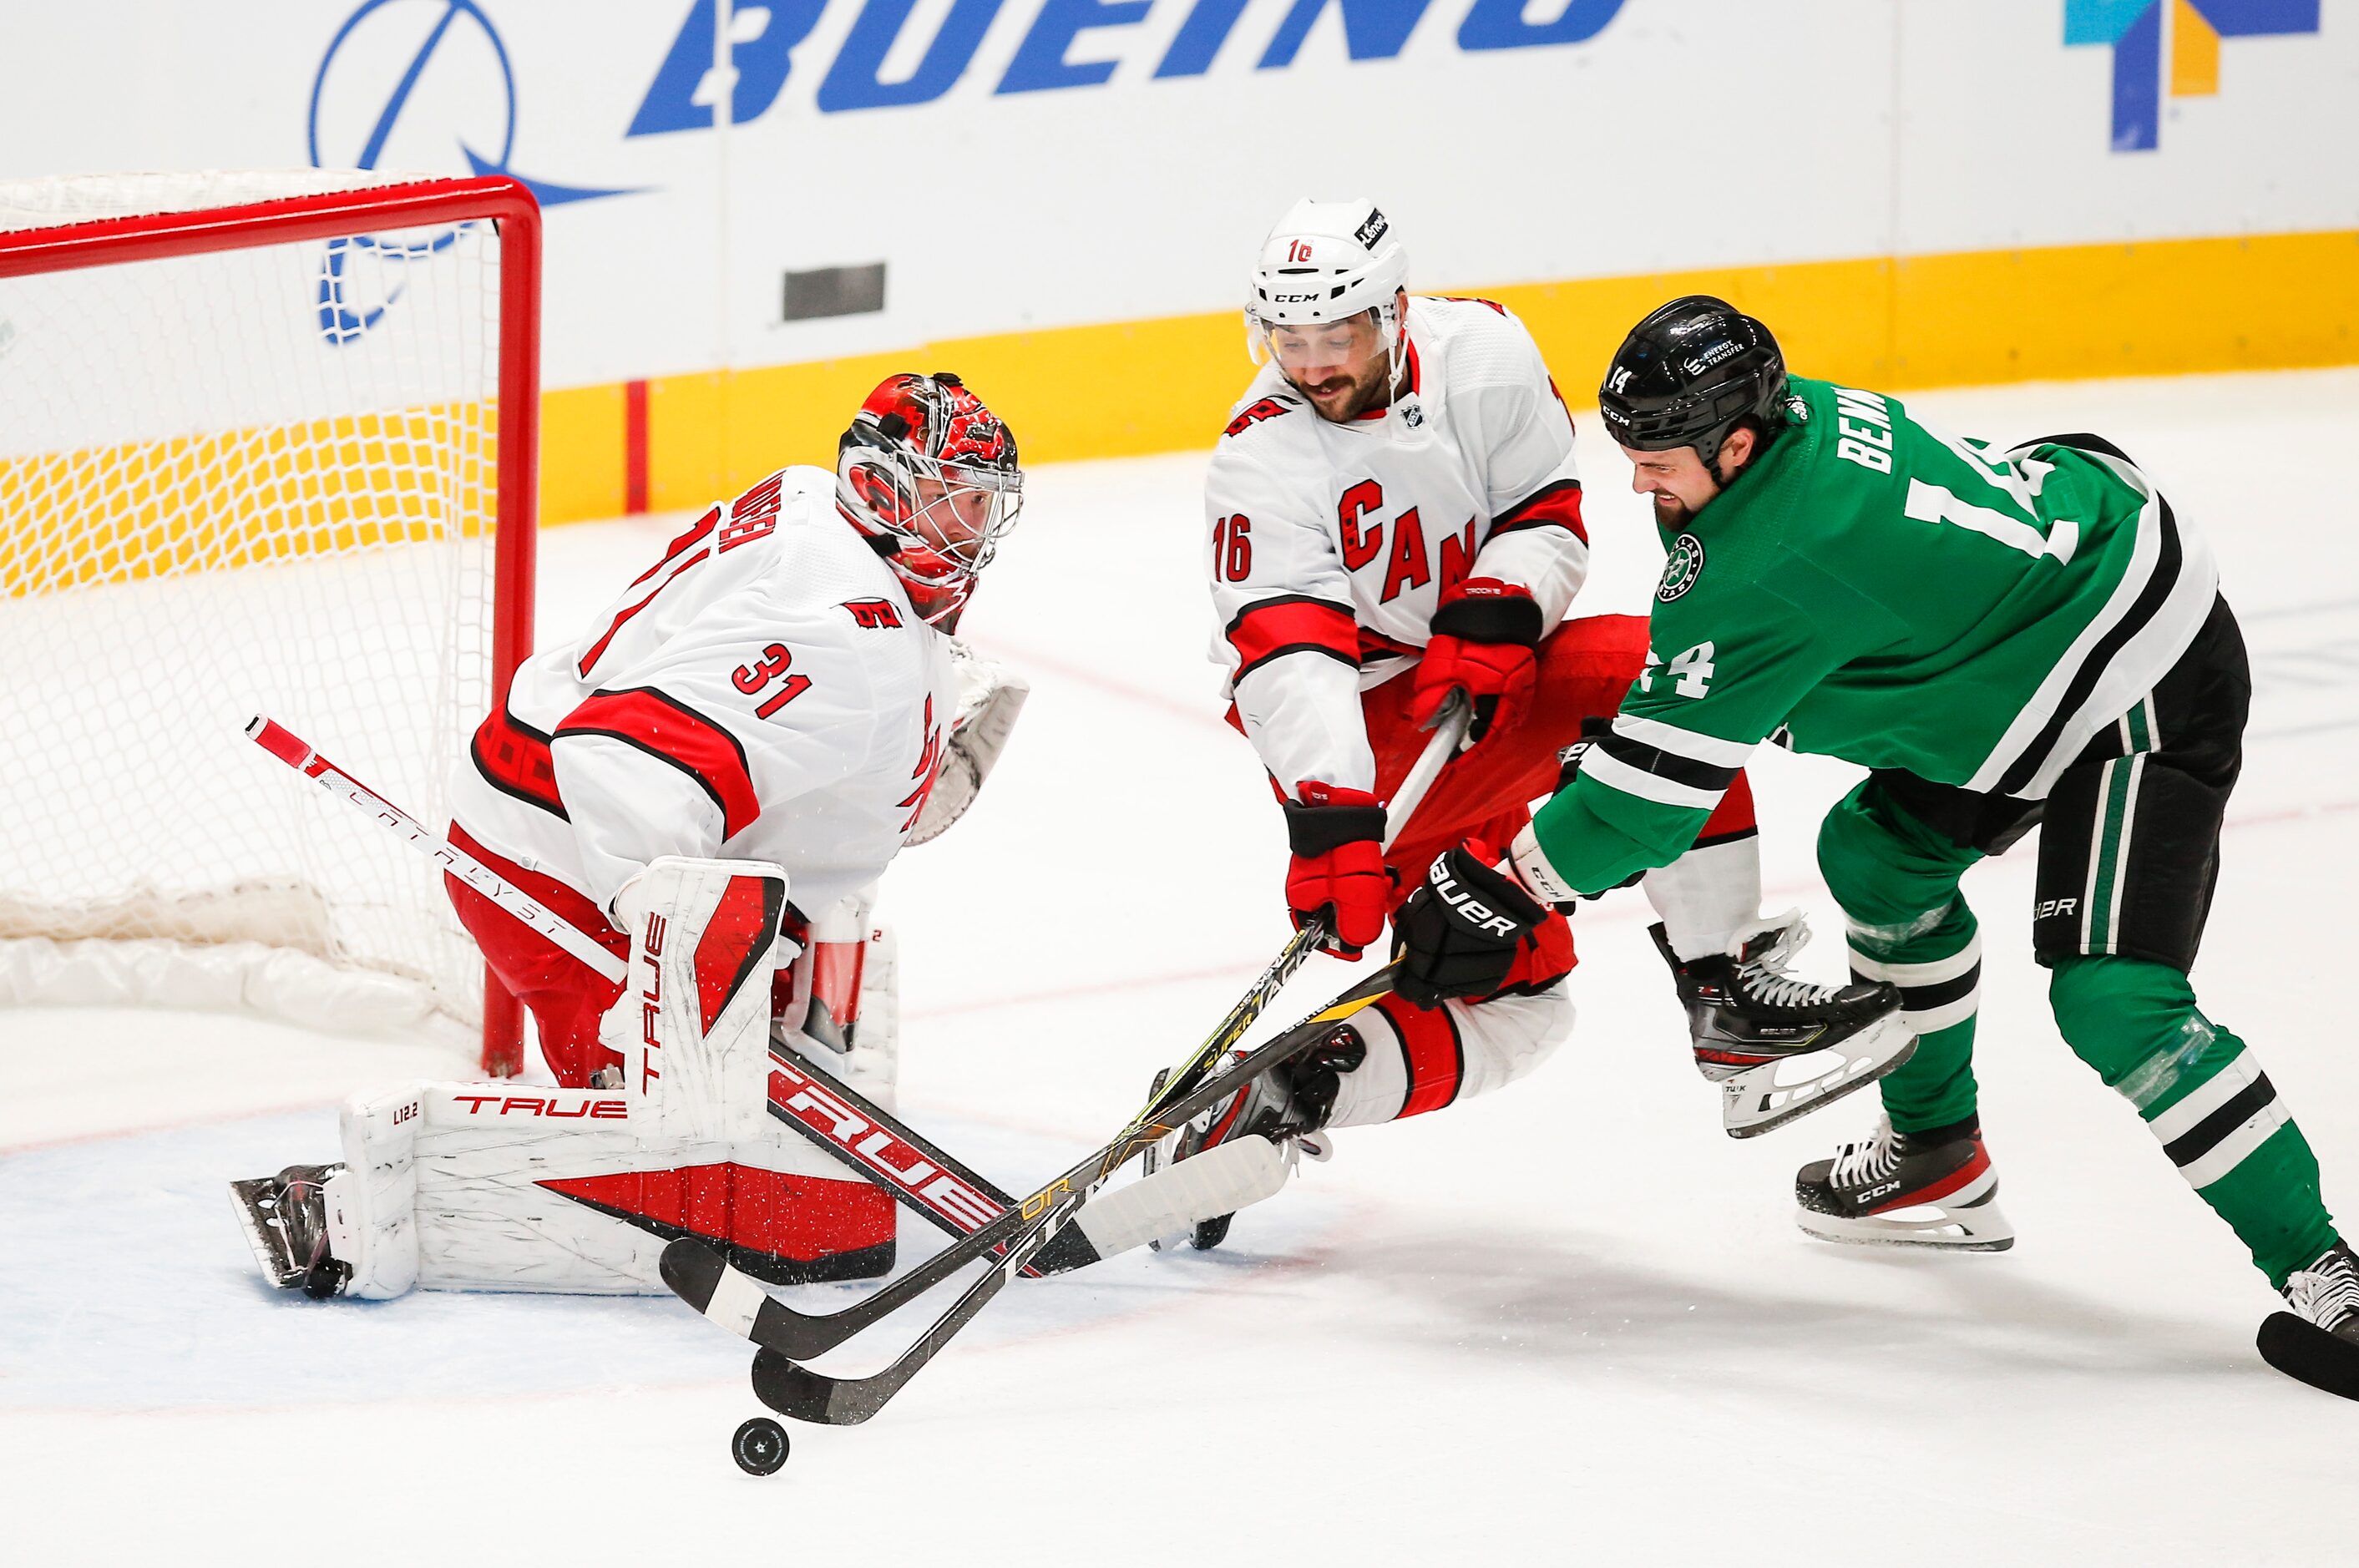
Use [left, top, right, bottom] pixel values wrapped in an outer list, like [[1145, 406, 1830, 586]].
[[836, 372, 1022, 629]]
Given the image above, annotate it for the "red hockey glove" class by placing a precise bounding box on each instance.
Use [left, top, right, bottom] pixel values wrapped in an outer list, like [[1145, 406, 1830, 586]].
[[1283, 781, 1392, 959], [1410, 578, 1542, 742], [1392, 840, 1550, 1009]]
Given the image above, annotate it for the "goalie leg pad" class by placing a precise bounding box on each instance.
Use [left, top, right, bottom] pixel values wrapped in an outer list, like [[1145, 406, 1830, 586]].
[[605, 856, 797, 1144], [250, 1078, 899, 1297]]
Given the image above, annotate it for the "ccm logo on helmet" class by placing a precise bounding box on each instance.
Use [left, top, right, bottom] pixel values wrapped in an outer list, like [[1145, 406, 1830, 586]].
[[1426, 858, 1522, 938]]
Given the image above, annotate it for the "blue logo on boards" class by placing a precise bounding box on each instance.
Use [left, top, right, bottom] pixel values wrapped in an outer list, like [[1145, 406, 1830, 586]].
[[307, 0, 636, 341], [627, 0, 1628, 132]]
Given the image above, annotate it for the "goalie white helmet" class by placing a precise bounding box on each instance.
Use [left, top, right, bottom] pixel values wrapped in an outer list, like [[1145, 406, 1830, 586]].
[[1245, 197, 1425, 443]]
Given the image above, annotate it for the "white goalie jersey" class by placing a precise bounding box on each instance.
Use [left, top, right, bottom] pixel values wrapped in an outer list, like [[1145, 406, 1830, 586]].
[[1206, 295, 1592, 796], [448, 464, 958, 926]]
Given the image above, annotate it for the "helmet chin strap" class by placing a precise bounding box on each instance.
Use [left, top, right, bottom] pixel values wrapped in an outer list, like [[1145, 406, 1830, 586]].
[[1379, 297, 1430, 448]]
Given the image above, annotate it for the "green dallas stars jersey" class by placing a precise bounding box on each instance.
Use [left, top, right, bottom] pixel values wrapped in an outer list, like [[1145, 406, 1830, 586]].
[[1520, 375, 2220, 897]]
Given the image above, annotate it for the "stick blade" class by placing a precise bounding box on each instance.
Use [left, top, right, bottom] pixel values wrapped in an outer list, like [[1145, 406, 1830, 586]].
[[659, 1237, 726, 1311], [2258, 1311, 2359, 1402], [752, 1345, 900, 1426]]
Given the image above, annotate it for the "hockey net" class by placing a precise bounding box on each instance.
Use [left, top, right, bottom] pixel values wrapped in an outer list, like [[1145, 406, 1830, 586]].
[[0, 171, 539, 1071]]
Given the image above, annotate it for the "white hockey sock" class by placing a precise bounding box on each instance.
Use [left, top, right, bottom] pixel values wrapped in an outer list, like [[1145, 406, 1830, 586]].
[[1645, 833, 1764, 960]]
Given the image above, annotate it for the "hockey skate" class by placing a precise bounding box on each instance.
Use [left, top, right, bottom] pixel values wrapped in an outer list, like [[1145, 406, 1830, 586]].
[[1794, 1115, 2014, 1251], [2259, 1241, 2359, 1402], [1141, 1024, 1363, 1251], [1653, 917, 1916, 1138], [230, 1163, 353, 1298]]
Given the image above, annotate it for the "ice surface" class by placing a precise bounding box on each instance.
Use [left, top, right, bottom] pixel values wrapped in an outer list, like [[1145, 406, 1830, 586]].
[[5, 370, 2357, 1564]]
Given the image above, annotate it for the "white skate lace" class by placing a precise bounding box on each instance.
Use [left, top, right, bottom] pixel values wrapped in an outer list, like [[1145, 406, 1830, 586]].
[[2288, 1250, 2359, 1332], [1736, 918, 1843, 1009], [1827, 1118, 1902, 1191]]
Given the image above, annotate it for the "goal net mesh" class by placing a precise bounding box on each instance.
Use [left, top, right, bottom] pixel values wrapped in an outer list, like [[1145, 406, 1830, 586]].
[[0, 171, 508, 1036]]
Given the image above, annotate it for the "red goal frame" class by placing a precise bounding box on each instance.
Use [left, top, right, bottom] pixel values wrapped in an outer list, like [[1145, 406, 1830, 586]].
[[0, 174, 542, 1075]]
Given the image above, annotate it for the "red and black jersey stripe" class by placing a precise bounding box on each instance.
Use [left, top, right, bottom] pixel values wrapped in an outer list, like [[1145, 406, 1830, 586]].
[[1492, 478, 1587, 544], [554, 688, 762, 838], [1226, 594, 1359, 680], [471, 706, 567, 821]]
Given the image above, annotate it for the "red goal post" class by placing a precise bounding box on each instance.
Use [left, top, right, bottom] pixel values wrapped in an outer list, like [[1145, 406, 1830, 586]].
[[0, 171, 541, 1074]]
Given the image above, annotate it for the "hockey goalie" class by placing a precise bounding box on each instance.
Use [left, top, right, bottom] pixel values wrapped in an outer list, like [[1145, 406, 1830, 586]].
[[231, 373, 1029, 1299]]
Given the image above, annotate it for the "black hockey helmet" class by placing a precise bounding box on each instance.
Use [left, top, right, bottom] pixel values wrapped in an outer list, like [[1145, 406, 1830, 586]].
[[1597, 296, 1787, 472]]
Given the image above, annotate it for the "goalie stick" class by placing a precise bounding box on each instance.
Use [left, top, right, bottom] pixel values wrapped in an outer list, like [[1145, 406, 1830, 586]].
[[246, 716, 629, 984], [671, 697, 1471, 1418]]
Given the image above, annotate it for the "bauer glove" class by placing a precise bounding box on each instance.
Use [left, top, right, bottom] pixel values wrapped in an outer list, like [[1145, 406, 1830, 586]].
[[1410, 579, 1541, 742], [1283, 781, 1392, 959], [1393, 841, 1549, 1008]]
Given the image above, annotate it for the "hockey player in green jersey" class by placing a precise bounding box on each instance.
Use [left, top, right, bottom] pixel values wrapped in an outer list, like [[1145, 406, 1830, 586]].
[[1387, 296, 2359, 1398]]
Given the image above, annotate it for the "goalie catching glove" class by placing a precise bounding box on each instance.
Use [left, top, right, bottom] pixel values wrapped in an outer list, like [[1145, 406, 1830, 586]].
[[1392, 841, 1552, 1009]]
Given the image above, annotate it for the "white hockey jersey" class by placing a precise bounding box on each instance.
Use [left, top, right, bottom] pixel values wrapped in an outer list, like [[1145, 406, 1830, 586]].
[[1205, 296, 1591, 797], [448, 465, 956, 928]]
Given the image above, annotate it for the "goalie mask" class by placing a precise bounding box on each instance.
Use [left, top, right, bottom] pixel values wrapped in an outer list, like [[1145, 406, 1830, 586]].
[[837, 372, 1022, 629]]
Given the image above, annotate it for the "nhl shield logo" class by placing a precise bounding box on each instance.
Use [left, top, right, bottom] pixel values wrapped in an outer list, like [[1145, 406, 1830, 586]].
[[1657, 533, 1705, 602]]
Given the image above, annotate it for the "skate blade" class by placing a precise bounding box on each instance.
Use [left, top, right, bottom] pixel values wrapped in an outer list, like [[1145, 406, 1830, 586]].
[[1720, 1018, 1917, 1139], [1794, 1196, 2015, 1252], [228, 1176, 306, 1287]]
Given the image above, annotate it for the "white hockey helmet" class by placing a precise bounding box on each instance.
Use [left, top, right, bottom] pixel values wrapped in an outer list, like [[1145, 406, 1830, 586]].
[[1247, 197, 1408, 333]]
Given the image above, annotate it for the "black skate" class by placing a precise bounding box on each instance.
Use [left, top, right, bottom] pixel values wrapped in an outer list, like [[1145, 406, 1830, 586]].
[[1794, 1115, 2013, 1251], [229, 1163, 354, 1298], [1142, 1024, 1364, 1251], [1653, 918, 1916, 1138], [2259, 1240, 2359, 1401]]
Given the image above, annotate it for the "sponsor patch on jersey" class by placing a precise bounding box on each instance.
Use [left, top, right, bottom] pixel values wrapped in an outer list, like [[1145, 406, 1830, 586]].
[[1657, 533, 1705, 602]]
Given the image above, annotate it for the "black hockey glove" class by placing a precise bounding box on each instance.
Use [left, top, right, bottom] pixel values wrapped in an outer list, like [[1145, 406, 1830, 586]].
[[1392, 843, 1549, 1009]]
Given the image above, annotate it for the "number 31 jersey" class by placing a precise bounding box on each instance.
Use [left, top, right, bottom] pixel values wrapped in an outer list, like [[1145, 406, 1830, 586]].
[[449, 464, 957, 923], [1204, 296, 1592, 797]]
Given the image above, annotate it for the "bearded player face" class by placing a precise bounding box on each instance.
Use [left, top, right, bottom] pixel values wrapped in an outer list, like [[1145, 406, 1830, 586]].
[[1266, 301, 1398, 422], [1620, 427, 1761, 529], [1620, 443, 1721, 529]]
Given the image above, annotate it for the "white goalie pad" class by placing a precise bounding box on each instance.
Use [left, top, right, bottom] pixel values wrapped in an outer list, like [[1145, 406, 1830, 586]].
[[322, 1074, 899, 1297], [602, 856, 795, 1144], [908, 640, 1029, 846]]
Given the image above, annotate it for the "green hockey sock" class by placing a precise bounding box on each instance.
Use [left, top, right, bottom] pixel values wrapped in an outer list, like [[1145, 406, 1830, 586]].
[[2049, 956, 2337, 1286], [1818, 781, 1985, 1132]]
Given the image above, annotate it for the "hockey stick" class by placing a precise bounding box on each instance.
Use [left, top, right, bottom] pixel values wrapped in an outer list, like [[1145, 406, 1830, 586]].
[[708, 967, 1400, 1424], [246, 716, 628, 984], [246, 714, 1055, 1269], [666, 694, 1471, 1379]]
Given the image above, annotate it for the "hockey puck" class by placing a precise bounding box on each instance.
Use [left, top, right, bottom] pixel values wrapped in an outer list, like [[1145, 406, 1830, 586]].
[[731, 1415, 791, 1475]]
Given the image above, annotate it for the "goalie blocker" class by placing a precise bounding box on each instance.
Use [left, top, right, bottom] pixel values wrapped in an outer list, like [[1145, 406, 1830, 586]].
[[234, 857, 905, 1297]]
